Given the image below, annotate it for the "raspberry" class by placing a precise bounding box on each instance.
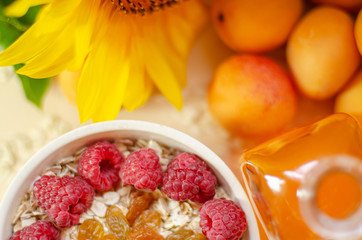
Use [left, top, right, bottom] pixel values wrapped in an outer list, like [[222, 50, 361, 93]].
[[10, 221, 60, 240], [120, 148, 162, 191], [161, 152, 217, 203], [33, 175, 95, 228], [78, 141, 124, 191], [199, 198, 247, 240]]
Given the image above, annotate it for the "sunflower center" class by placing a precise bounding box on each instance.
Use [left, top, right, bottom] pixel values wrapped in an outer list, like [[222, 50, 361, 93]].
[[111, 0, 183, 15]]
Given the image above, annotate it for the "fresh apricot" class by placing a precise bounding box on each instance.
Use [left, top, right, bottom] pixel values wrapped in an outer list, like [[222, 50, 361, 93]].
[[311, 0, 362, 11], [57, 70, 79, 105], [207, 54, 297, 138], [210, 0, 303, 53], [355, 9, 362, 55], [335, 69, 362, 114], [287, 6, 361, 100]]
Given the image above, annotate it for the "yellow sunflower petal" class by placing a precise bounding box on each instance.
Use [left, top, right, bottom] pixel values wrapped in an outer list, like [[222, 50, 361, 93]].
[[16, 23, 75, 78], [123, 35, 154, 112], [0, 0, 80, 66], [91, 58, 131, 122], [165, 11, 192, 59], [5, 0, 50, 17], [123, 69, 154, 112], [122, 47, 146, 111], [77, 38, 107, 121], [76, 53, 101, 123], [165, 0, 207, 59], [154, 15, 187, 88], [68, 0, 100, 71], [16, 44, 73, 78], [142, 42, 183, 110], [28, 0, 81, 34], [138, 17, 183, 109], [77, 12, 130, 123], [139, 75, 154, 109]]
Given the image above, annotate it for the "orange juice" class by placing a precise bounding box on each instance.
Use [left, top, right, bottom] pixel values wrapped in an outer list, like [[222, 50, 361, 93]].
[[240, 113, 362, 239], [316, 170, 361, 219]]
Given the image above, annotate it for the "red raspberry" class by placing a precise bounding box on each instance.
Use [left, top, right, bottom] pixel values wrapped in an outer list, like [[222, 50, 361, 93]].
[[33, 175, 94, 228], [200, 198, 247, 240], [78, 141, 124, 191], [10, 221, 60, 240], [120, 148, 163, 191], [161, 152, 217, 203]]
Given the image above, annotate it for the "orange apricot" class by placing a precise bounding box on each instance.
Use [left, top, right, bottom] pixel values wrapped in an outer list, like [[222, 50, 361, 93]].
[[335, 69, 362, 114], [57, 70, 79, 105], [311, 0, 362, 11], [207, 54, 297, 138], [355, 9, 362, 55], [286, 6, 361, 99], [210, 0, 303, 53]]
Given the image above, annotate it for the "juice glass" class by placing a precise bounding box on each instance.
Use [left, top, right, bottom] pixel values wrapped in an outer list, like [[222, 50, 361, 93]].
[[240, 113, 362, 239]]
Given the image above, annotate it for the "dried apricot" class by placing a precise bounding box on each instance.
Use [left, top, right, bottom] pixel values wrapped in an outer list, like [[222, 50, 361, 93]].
[[132, 210, 161, 232], [126, 192, 154, 225], [127, 227, 164, 240], [188, 233, 207, 240], [106, 205, 130, 239], [102, 234, 117, 240], [78, 219, 104, 240], [166, 228, 193, 240], [166, 228, 206, 240]]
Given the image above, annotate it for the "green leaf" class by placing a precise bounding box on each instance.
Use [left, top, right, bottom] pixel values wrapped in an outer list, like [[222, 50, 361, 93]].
[[18, 6, 41, 25], [0, 3, 50, 108], [14, 64, 50, 107], [0, 5, 27, 51], [0, 0, 14, 8], [0, 19, 23, 47]]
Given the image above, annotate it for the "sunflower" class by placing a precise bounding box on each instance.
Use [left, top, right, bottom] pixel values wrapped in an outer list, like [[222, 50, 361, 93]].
[[0, 0, 207, 122]]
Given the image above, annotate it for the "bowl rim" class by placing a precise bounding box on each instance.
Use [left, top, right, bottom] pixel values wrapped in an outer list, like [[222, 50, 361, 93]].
[[0, 120, 259, 239]]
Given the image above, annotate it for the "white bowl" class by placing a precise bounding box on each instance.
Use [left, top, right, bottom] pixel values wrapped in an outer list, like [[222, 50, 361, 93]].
[[0, 120, 259, 239]]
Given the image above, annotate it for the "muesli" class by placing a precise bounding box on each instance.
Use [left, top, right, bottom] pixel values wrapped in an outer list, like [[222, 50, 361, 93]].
[[9, 138, 247, 240]]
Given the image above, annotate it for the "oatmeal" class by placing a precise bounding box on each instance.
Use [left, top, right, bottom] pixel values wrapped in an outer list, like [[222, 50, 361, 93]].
[[10, 139, 247, 240]]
